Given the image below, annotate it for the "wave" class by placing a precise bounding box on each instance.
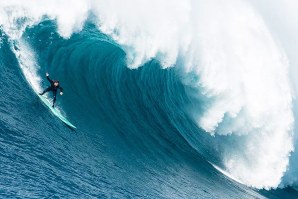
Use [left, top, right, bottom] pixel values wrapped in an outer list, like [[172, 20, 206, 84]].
[[1, 0, 298, 191]]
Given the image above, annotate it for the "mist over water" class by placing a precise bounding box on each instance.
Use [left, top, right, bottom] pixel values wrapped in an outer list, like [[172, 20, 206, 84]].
[[1, 0, 298, 195]]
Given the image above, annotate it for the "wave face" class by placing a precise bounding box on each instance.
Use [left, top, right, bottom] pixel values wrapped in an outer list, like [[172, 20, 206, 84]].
[[1, 0, 298, 198]]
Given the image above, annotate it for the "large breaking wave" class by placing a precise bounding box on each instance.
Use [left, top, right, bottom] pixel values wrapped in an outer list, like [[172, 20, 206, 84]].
[[1, 0, 298, 192]]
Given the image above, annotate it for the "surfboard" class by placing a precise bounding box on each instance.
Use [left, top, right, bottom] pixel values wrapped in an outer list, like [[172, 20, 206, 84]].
[[37, 94, 76, 129]]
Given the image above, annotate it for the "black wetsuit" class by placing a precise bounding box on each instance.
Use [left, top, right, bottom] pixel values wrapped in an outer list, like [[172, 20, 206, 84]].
[[40, 76, 63, 107]]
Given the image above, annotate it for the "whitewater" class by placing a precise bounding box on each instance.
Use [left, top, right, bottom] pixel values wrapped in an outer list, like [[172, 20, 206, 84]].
[[0, 0, 298, 198]]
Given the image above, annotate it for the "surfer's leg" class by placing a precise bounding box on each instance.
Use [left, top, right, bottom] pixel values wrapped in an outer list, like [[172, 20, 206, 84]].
[[52, 90, 57, 108], [39, 87, 52, 95]]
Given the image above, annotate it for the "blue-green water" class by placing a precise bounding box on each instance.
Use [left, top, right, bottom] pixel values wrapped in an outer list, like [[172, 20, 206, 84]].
[[0, 18, 297, 199]]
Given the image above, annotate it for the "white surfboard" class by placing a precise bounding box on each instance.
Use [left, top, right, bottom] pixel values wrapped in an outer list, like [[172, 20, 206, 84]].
[[38, 94, 77, 129]]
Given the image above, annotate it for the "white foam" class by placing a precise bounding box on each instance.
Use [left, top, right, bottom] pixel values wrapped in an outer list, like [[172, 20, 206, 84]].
[[11, 40, 42, 92], [0, 0, 297, 189], [0, 0, 89, 39], [248, 0, 298, 189]]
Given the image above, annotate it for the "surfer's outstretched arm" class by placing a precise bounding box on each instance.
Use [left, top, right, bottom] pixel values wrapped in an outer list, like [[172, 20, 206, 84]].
[[59, 87, 63, 95], [46, 73, 53, 84]]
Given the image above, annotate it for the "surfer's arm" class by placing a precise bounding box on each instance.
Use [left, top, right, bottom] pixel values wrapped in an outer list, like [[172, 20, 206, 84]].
[[46, 75, 53, 83], [59, 87, 63, 95]]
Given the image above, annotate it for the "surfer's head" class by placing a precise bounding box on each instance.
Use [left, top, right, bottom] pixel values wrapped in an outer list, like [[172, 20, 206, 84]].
[[54, 81, 59, 86]]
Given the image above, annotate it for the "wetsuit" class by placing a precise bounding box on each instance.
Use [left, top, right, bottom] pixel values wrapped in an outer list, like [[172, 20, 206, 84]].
[[40, 75, 63, 108]]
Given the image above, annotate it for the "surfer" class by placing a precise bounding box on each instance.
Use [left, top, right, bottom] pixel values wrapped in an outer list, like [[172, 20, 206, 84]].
[[39, 73, 63, 108]]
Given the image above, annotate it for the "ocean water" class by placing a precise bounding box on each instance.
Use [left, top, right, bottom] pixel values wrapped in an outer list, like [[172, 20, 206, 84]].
[[0, 1, 298, 198]]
